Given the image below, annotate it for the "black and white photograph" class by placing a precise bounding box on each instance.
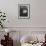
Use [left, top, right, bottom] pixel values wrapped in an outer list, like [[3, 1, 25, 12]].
[[18, 4, 30, 19]]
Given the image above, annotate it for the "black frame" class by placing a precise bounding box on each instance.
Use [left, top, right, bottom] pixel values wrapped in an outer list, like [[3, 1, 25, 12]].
[[18, 4, 30, 19]]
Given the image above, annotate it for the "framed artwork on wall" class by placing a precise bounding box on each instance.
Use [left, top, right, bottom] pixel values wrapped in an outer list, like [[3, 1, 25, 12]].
[[18, 4, 30, 19]]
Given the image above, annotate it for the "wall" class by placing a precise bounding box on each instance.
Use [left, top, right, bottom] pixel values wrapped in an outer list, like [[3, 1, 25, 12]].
[[0, 0, 46, 28]]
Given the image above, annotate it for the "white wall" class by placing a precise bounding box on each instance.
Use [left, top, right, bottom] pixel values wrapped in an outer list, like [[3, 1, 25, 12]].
[[0, 0, 46, 27], [0, 0, 46, 31]]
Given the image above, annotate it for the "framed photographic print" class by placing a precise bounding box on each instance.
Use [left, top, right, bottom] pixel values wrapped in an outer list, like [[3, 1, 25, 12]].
[[18, 4, 30, 19]]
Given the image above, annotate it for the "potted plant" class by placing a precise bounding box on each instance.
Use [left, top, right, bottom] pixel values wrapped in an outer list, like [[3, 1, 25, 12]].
[[0, 10, 6, 28]]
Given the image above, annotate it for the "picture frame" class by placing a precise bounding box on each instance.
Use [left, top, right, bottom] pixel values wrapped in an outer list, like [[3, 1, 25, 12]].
[[18, 4, 30, 19]]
